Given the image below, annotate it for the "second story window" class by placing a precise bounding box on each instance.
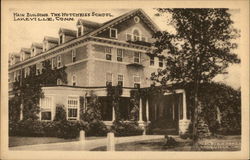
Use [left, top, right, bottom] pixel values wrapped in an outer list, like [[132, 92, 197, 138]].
[[52, 57, 56, 69], [118, 74, 123, 87], [57, 55, 62, 68], [134, 52, 141, 63], [106, 72, 113, 86], [133, 75, 141, 88], [72, 50, 76, 62], [72, 75, 77, 86], [150, 56, 154, 66], [159, 57, 163, 68], [110, 28, 117, 39], [117, 49, 123, 62], [105, 47, 112, 60]]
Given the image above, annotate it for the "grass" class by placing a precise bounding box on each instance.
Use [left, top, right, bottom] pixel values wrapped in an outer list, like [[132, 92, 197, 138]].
[[91, 135, 241, 151], [9, 136, 104, 147]]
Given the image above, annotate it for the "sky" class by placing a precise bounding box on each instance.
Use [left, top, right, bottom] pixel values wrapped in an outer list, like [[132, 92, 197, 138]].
[[8, 8, 241, 89]]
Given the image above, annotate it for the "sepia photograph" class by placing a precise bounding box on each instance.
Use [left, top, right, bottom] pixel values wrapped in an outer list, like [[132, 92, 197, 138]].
[[1, 0, 249, 159]]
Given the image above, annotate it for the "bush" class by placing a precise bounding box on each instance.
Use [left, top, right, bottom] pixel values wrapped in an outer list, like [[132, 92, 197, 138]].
[[86, 120, 108, 137], [111, 121, 143, 137], [54, 104, 66, 121]]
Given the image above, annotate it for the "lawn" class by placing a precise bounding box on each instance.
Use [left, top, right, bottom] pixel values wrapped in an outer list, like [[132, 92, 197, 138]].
[[9, 136, 104, 147], [91, 135, 241, 151]]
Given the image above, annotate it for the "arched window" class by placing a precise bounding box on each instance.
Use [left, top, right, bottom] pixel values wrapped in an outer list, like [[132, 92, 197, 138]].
[[133, 29, 140, 41]]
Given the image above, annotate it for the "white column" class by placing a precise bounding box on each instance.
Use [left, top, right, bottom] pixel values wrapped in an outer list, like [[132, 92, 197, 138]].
[[146, 99, 149, 122], [139, 98, 143, 122], [182, 91, 187, 120], [112, 105, 115, 121]]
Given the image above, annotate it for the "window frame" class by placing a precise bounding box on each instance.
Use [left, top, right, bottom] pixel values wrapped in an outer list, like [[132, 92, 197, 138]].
[[117, 74, 124, 87], [72, 49, 76, 63], [117, 48, 123, 62], [150, 56, 155, 66], [52, 57, 56, 69], [109, 28, 118, 39], [72, 74, 77, 86], [126, 33, 133, 41], [67, 96, 80, 120], [59, 34, 64, 44], [133, 75, 141, 88], [77, 26, 83, 37], [105, 47, 112, 61], [134, 52, 141, 63], [57, 55, 62, 68], [159, 57, 164, 68], [40, 96, 53, 121]]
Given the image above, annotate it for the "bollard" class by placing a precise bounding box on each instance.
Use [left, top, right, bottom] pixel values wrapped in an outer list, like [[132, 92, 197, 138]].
[[79, 130, 85, 141], [107, 132, 115, 151]]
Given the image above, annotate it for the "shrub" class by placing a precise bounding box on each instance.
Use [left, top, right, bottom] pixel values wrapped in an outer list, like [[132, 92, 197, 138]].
[[111, 121, 143, 137], [56, 120, 88, 139], [86, 120, 108, 137], [54, 104, 66, 121]]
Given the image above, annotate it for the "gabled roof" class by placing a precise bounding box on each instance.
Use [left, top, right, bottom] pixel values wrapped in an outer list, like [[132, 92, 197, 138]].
[[88, 9, 160, 37], [31, 42, 43, 49], [44, 36, 59, 44], [21, 48, 31, 54], [59, 28, 77, 37], [77, 19, 102, 29]]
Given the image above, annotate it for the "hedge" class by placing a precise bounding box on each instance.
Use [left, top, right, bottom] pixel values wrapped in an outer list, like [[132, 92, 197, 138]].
[[110, 121, 144, 137]]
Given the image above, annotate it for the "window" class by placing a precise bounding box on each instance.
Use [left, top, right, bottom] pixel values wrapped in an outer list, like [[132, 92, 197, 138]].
[[67, 96, 79, 120], [134, 52, 140, 63], [133, 29, 140, 41], [134, 75, 140, 88], [72, 50, 76, 62], [150, 56, 154, 66], [52, 57, 57, 69], [106, 72, 113, 86], [110, 28, 117, 39], [77, 26, 82, 37], [59, 34, 63, 44], [36, 66, 40, 75], [118, 74, 123, 86], [43, 42, 47, 52], [14, 72, 17, 82], [141, 36, 147, 42], [24, 67, 30, 78], [159, 57, 163, 67], [72, 75, 77, 86], [126, 33, 132, 41], [57, 55, 62, 68], [117, 49, 123, 62], [40, 96, 52, 120], [57, 79, 62, 85], [105, 47, 112, 60]]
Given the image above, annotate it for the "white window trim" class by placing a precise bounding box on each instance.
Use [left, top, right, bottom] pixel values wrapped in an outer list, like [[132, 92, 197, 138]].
[[57, 55, 62, 68], [72, 74, 77, 86], [106, 72, 113, 85], [39, 95, 53, 121], [134, 52, 141, 63], [117, 74, 124, 87], [105, 47, 112, 61], [117, 48, 123, 62], [72, 49, 76, 62], [67, 95, 80, 120], [132, 28, 142, 41], [109, 28, 118, 39]]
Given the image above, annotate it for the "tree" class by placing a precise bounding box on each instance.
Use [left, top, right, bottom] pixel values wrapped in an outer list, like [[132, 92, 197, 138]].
[[150, 9, 240, 143]]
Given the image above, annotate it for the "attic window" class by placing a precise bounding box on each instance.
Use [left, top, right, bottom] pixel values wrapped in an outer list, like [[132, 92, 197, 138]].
[[110, 28, 117, 39], [134, 16, 140, 23]]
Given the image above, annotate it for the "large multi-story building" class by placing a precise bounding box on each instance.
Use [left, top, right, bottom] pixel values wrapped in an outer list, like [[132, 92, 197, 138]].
[[8, 9, 190, 134]]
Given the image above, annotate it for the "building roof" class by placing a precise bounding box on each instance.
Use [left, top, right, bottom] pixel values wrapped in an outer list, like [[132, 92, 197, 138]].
[[59, 28, 77, 37], [44, 36, 59, 44], [32, 42, 43, 49], [10, 53, 20, 58], [21, 48, 31, 54], [77, 19, 102, 29]]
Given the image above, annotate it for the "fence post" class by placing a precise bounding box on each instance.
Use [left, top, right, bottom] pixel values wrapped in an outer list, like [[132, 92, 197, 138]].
[[79, 130, 85, 142], [107, 132, 115, 151]]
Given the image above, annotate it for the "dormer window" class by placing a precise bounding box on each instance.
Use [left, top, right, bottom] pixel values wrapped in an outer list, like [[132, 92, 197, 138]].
[[72, 50, 76, 62], [43, 41, 47, 52], [110, 28, 117, 39], [57, 55, 62, 68], [59, 34, 63, 44], [77, 26, 83, 37]]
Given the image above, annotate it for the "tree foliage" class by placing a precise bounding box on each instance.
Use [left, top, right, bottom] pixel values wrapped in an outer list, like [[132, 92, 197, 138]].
[[150, 8, 240, 140]]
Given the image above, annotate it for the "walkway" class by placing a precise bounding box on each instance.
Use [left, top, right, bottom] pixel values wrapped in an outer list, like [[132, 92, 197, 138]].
[[10, 135, 165, 151]]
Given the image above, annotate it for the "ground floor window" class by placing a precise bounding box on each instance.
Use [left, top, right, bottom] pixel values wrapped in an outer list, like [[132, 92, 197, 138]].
[[40, 96, 52, 120], [67, 96, 79, 120]]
